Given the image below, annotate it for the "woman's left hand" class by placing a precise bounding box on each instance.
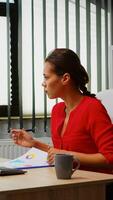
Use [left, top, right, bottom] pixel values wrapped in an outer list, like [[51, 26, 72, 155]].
[[47, 147, 63, 165]]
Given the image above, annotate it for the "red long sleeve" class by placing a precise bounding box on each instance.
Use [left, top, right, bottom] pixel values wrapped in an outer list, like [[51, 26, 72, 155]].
[[51, 96, 113, 173]]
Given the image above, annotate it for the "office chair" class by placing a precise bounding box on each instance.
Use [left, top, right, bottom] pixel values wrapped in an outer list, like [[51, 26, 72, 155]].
[[96, 89, 113, 122]]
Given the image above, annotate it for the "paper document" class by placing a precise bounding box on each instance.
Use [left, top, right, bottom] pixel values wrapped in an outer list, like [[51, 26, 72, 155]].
[[1, 147, 52, 169]]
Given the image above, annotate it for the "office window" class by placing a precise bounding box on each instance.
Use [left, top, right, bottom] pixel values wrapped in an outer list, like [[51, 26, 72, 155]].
[[90, 2, 97, 92], [0, 0, 112, 129], [21, 0, 108, 116], [0, 17, 8, 106]]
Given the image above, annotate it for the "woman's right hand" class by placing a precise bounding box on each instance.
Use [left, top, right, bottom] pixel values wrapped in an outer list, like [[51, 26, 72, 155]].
[[11, 129, 34, 148]]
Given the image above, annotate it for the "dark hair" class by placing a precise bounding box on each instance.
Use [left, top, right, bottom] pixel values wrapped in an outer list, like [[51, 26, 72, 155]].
[[45, 48, 95, 98]]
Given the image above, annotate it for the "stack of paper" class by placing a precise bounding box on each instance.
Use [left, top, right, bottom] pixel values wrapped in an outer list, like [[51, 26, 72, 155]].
[[1, 147, 52, 169]]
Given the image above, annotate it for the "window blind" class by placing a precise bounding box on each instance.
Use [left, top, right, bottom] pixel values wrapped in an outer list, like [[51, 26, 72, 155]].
[[0, 0, 113, 133]]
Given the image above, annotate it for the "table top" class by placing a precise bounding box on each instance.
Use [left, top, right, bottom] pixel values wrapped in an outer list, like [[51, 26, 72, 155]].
[[0, 167, 113, 194]]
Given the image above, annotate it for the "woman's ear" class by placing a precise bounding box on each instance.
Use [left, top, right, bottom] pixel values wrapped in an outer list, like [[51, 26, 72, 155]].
[[61, 73, 71, 85]]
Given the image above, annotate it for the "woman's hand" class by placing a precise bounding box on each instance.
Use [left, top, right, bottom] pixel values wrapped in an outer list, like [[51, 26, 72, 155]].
[[11, 129, 34, 148], [47, 147, 66, 164]]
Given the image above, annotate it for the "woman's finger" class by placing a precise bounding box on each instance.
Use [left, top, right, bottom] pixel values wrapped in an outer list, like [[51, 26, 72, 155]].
[[47, 151, 55, 164]]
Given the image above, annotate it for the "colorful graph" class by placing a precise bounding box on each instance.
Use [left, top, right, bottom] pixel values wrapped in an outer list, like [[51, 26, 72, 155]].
[[2, 148, 51, 169]]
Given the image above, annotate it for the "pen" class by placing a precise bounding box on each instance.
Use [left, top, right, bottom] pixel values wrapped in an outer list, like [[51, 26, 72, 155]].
[[25, 129, 33, 132]]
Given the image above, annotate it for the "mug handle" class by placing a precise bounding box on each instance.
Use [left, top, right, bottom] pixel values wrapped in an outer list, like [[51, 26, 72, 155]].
[[71, 157, 80, 175]]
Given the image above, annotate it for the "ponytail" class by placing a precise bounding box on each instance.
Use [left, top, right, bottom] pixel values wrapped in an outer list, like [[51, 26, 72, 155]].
[[79, 85, 96, 98]]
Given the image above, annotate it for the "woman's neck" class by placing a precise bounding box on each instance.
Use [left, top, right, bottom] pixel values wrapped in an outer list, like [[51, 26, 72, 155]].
[[63, 90, 84, 114]]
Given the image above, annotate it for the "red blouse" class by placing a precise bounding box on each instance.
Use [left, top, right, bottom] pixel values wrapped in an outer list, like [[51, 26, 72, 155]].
[[51, 96, 113, 173]]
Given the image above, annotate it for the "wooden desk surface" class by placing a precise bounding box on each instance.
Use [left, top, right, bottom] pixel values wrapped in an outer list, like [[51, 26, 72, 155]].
[[0, 167, 113, 200], [0, 167, 113, 198], [0, 167, 113, 192]]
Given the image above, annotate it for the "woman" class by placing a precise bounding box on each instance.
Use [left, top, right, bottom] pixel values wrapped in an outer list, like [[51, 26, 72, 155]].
[[11, 48, 113, 174]]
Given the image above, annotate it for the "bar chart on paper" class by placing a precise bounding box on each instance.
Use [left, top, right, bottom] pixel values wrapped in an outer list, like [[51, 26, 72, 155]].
[[1, 148, 52, 169]]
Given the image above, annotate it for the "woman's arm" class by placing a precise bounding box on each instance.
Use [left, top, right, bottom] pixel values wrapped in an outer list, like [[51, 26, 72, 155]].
[[72, 151, 110, 169], [11, 129, 50, 152], [33, 139, 50, 152], [47, 147, 113, 170]]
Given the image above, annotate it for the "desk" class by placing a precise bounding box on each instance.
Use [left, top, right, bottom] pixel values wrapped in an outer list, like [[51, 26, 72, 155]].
[[0, 167, 113, 200]]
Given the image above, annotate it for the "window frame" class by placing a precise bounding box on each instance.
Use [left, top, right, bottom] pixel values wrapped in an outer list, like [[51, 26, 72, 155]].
[[0, 1, 19, 117]]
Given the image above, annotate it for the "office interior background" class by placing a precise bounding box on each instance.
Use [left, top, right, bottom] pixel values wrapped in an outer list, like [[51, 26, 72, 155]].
[[0, 0, 113, 158]]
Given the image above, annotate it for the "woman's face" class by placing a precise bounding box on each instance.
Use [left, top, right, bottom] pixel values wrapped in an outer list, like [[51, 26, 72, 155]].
[[42, 61, 64, 99]]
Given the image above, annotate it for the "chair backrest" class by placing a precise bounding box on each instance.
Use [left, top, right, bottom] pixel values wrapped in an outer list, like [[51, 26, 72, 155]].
[[96, 89, 113, 122]]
